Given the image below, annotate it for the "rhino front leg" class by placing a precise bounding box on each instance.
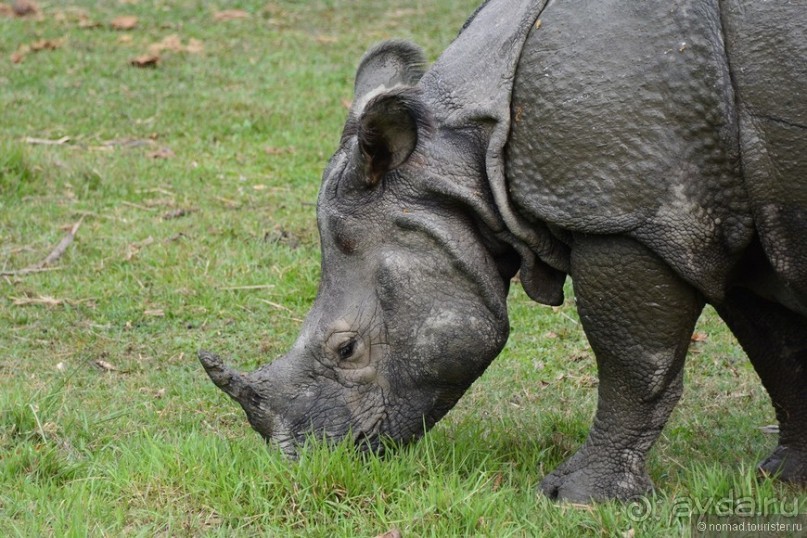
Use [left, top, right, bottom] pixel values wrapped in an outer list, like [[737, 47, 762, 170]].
[[541, 235, 704, 502]]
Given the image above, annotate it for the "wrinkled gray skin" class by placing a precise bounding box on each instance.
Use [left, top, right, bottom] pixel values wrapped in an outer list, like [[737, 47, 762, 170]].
[[201, 0, 807, 502]]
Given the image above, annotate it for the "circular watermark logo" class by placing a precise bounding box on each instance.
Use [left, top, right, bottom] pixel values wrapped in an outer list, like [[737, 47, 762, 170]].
[[627, 495, 653, 522]]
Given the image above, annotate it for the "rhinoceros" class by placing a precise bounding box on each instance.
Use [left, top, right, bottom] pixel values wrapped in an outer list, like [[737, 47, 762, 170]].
[[200, 0, 807, 502]]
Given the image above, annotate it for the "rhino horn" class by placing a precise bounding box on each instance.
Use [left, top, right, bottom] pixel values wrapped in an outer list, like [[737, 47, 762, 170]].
[[199, 349, 286, 446], [198, 350, 255, 403]]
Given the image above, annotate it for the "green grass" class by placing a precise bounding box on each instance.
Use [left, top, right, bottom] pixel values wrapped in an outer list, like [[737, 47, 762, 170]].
[[1, 1, 803, 536]]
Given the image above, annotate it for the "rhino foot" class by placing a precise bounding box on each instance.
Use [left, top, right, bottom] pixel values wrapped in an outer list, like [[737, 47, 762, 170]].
[[539, 447, 654, 503], [758, 446, 807, 484]]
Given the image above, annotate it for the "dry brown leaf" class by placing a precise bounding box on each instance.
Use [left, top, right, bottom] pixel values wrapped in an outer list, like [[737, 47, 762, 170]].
[[149, 34, 183, 54], [185, 38, 204, 54], [51, 8, 101, 28], [12, 0, 39, 17], [30, 38, 65, 52], [213, 9, 250, 21], [148, 35, 204, 55], [144, 309, 165, 317], [111, 15, 138, 30], [95, 359, 118, 371], [690, 331, 708, 342], [52, 7, 86, 24], [0, 4, 14, 17], [118, 34, 133, 44], [315, 35, 338, 44], [10, 45, 30, 63], [148, 147, 174, 159], [131, 53, 159, 68], [161, 35, 183, 52], [10, 38, 65, 64]]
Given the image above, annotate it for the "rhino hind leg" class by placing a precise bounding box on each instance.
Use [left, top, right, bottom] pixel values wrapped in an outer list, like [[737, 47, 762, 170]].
[[540, 235, 704, 502], [715, 288, 807, 484]]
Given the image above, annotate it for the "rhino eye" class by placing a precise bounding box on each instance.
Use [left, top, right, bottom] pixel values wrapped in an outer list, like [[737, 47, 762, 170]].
[[338, 338, 357, 361]]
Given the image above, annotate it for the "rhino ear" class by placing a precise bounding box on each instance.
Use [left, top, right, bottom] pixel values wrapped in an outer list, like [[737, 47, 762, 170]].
[[353, 40, 427, 104], [356, 87, 431, 186]]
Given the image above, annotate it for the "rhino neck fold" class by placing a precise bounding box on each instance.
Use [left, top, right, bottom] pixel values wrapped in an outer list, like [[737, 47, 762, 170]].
[[420, 0, 568, 305]]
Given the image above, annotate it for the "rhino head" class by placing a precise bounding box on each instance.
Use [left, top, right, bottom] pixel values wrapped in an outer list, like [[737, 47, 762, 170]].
[[201, 4, 566, 455]]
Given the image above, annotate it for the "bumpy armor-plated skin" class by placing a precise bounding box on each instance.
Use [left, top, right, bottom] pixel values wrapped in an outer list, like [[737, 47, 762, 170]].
[[507, 0, 750, 299], [507, 0, 806, 304], [201, 0, 807, 503]]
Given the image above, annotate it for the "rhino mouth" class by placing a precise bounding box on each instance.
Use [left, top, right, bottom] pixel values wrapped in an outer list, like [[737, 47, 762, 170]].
[[263, 419, 399, 460]]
